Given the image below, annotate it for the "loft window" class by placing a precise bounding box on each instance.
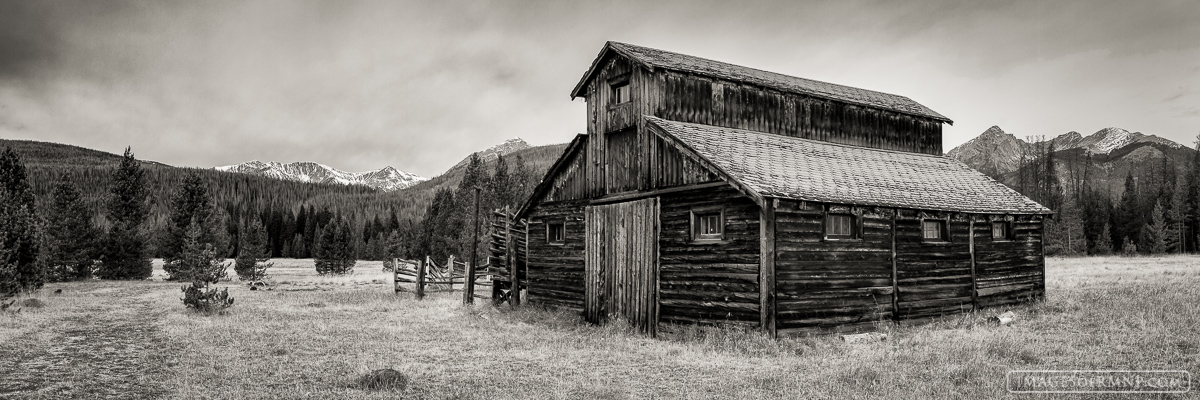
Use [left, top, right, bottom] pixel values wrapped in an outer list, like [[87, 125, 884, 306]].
[[825, 214, 857, 239], [992, 221, 1011, 241], [922, 220, 947, 242], [610, 75, 630, 105], [547, 222, 565, 245], [691, 208, 724, 242]]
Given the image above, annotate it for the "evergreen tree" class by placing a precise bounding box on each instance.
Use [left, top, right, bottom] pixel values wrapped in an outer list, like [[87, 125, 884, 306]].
[[1093, 222, 1114, 255], [314, 217, 355, 275], [381, 230, 404, 271], [491, 154, 512, 209], [98, 147, 152, 280], [45, 176, 98, 281], [0, 147, 43, 297], [234, 219, 271, 281], [454, 153, 489, 263], [1166, 184, 1187, 253], [512, 154, 535, 207], [163, 171, 227, 280], [1142, 200, 1168, 255], [1185, 132, 1200, 252], [178, 222, 234, 313], [1114, 173, 1143, 252]]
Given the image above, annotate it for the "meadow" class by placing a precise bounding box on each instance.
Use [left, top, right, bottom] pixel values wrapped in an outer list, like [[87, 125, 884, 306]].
[[1, 257, 1197, 399]]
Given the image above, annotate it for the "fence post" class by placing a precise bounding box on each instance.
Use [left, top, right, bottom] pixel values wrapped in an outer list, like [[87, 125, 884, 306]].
[[416, 257, 426, 300], [392, 258, 399, 294], [447, 255, 454, 291], [464, 186, 480, 305], [492, 208, 504, 305], [508, 208, 520, 307]]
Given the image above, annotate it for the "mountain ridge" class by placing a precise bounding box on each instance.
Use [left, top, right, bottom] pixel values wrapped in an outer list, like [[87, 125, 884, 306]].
[[215, 160, 427, 192]]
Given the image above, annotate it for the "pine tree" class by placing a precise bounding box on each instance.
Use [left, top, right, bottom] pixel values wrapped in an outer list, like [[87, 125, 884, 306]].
[[163, 171, 226, 281], [1094, 222, 1114, 255], [1185, 132, 1200, 252], [234, 219, 271, 281], [178, 222, 234, 313], [314, 217, 355, 275], [381, 230, 403, 271], [98, 147, 152, 280], [45, 176, 98, 281], [1115, 173, 1143, 253], [1142, 201, 1168, 255], [1166, 184, 1187, 253], [0, 147, 43, 297], [491, 154, 512, 209]]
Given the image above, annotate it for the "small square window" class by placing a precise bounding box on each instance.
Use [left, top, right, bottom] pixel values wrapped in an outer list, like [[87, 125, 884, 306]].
[[922, 220, 947, 241], [610, 77, 630, 104], [547, 222, 565, 245], [992, 222, 1010, 241], [825, 214, 856, 239], [691, 209, 723, 241]]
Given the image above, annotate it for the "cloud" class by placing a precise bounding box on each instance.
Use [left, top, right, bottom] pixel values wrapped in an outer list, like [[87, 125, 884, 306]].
[[0, 0, 1197, 175]]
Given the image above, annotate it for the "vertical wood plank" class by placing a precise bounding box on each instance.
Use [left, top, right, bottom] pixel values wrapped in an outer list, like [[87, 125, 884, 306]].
[[969, 217, 977, 311], [891, 209, 899, 321], [760, 198, 777, 337]]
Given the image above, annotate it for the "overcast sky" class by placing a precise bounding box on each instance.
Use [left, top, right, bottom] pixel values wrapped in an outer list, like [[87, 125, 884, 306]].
[[1, 0, 1197, 176]]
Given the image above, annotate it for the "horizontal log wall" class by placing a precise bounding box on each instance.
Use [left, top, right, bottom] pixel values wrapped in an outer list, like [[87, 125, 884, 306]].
[[894, 210, 975, 320], [772, 203, 1046, 335], [653, 70, 944, 155], [658, 185, 761, 326], [773, 200, 895, 335], [974, 215, 1045, 307], [525, 200, 588, 313]]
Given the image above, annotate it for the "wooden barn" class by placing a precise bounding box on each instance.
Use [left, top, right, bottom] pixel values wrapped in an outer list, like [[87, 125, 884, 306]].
[[511, 41, 1051, 337]]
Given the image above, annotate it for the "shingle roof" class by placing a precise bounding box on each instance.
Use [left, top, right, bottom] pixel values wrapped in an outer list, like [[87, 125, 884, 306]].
[[572, 41, 951, 123], [646, 117, 1050, 214]]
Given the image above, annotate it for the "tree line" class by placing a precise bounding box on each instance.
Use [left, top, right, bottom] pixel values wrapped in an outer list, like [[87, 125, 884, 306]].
[[1016, 134, 1200, 256]]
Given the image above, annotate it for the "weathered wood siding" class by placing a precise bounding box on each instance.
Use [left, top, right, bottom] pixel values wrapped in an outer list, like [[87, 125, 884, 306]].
[[894, 210, 975, 320], [773, 200, 895, 335], [583, 55, 653, 197], [584, 198, 659, 334], [648, 134, 720, 188], [658, 186, 761, 325], [652, 70, 944, 155], [973, 215, 1045, 307], [605, 129, 641, 194], [542, 140, 589, 203], [525, 201, 588, 312]]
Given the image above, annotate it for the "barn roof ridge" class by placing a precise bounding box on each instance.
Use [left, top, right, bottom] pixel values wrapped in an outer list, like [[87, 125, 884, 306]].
[[645, 116, 1051, 214], [570, 41, 952, 123]]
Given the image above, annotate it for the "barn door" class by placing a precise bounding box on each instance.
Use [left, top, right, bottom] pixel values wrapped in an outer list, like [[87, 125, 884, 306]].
[[584, 198, 659, 334]]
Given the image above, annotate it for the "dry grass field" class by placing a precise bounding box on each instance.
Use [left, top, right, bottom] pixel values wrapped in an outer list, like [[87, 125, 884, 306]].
[[1, 257, 1198, 399]]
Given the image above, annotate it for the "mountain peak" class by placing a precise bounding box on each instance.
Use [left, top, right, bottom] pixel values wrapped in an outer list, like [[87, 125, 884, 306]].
[[982, 126, 1006, 136]]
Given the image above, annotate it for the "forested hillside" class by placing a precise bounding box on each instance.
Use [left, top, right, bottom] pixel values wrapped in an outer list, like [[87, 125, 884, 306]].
[[948, 129, 1200, 256], [2, 138, 568, 261]]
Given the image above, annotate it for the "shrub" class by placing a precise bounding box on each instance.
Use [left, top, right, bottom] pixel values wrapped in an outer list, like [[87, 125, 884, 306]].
[[181, 282, 233, 314]]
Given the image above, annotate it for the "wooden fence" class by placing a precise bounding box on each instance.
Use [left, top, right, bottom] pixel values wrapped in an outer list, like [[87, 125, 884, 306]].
[[392, 256, 493, 300]]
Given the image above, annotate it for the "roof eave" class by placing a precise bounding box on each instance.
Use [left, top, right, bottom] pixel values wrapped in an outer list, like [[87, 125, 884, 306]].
[[514, 134, 588, 220], [570, 41, 655, 99]]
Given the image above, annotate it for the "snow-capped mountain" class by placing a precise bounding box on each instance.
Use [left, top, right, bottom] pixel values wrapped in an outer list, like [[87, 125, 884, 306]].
[[450, 138, 532, 170], [215, 161, 426, 191]]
